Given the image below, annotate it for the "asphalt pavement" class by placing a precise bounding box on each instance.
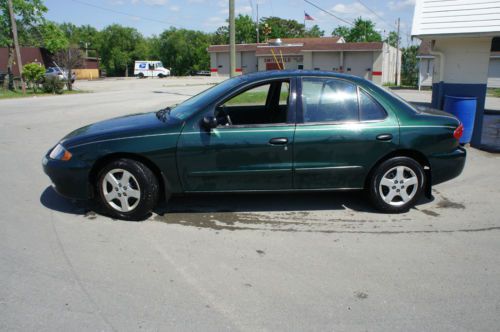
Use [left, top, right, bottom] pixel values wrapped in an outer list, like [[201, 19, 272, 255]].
[[1, 77, 499, 331]]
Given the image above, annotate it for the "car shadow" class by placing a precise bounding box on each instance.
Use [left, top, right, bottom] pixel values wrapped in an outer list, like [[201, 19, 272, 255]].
[[40, 186, 434, 221]]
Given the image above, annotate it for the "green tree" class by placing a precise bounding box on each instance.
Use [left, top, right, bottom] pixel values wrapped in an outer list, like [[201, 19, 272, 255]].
[[401, 45, 419, 87], [212, 14, 257, 44], [58, 23, 99, 56], [40, 22, 68, 53], [305, 25, 324, 38], [385, 31, 400, 48], [156, 28, 211, 75], [98, 24, 147, 76], [22, 62, 45, 92], [332, 18, 382, 42], [259, 16, 305, 39], [0, 0, 47, 89]]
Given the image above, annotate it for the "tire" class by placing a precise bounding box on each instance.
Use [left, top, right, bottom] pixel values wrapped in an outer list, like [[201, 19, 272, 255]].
[[369, 157, 425, 213], [96, 158, 159, 220], [138, 72, 144, 79], [158, 73, 164, 78]]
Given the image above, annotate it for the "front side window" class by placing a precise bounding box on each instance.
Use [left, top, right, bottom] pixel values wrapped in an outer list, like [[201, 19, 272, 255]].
[[215, 80, 290, 126], [301, 78, 358, 123]]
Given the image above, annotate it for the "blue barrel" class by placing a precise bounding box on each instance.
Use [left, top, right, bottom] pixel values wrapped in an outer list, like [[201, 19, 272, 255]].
[[443, 95, 477, 144]]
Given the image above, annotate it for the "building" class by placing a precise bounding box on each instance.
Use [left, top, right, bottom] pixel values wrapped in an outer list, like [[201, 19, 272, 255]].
[[207, 37, 401, 85], [411, 0, 500, 146], [0, 47, 100, 79], [417, 39, 500, 89]]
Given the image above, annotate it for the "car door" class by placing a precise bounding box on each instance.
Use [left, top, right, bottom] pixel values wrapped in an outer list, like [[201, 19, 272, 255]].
[[293, 76, 399, 189], [176, 78, 296, 192]]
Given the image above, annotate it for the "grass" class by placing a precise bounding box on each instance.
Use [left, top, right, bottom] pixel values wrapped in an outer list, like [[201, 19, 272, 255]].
[[0, 88, 86, 100], [225, 90, 288, 106], [487, 88, 500, 98]]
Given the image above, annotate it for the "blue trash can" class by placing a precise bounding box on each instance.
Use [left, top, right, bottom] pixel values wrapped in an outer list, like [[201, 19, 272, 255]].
[[443, 95, 477, 144]]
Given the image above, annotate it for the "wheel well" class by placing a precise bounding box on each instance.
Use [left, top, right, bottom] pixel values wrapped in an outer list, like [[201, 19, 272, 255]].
[[364, 149, 432, 194], [88, 153, 166, 200]]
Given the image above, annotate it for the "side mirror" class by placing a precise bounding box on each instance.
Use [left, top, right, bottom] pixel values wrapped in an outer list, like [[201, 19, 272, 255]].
[[201, 116, 218, 131]]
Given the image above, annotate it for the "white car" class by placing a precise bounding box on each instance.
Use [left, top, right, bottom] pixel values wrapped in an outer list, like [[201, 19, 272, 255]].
[[134, 61, 170, 78], [45, 67, 76, 83]]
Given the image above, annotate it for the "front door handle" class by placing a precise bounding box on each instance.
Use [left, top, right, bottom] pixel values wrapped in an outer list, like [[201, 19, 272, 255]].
[[269, 137, 288, 145], [376, 134, 393, 141]]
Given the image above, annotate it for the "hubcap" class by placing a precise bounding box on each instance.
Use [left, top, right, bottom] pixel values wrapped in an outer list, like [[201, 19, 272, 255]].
[[101, 169, 141, 212], [379, 166, 418, 207]]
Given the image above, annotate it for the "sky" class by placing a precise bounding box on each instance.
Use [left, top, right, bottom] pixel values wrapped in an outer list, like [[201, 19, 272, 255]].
[[44, 0, 417, 45]]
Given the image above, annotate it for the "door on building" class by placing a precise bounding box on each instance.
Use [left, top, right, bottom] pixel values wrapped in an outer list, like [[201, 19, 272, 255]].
[[176, 78, 296, 192], [293, 76, 399, 189]]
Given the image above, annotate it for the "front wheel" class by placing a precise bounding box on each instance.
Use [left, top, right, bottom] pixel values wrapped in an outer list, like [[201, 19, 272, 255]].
[[97, 158, 159, 220], [369, 157, 425, 213]]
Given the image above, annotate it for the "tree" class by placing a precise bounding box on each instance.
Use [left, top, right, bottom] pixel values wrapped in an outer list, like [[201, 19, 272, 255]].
[[259, 17, 305, 39], [53, 47, 83, 91], [212, 14, 257, 44], [97, 24, 147, 76], [331, 18, 382, 42], [156, 28, 211, 75], [58, 23, 99, 56], [401, 45, 419, 87], [0, 0, 47, 89], [40, 22, 68, 53], [385, 31, 400, 48], [22, 62, 45, 92], [305, 25, 324, 38]]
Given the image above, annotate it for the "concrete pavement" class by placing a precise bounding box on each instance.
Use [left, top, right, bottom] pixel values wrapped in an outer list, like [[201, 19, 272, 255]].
[[1, 78, 499, 331]]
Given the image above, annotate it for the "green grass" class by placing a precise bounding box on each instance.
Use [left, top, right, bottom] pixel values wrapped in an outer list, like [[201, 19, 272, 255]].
[[487, 88, 500, 98], [0, 88, 87, 100], [225, 90, 289, 106]]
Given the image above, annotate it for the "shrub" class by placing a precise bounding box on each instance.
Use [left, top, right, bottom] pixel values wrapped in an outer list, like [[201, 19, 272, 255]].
[[42, 76, 65, 94], [22, 63, 46, 93]]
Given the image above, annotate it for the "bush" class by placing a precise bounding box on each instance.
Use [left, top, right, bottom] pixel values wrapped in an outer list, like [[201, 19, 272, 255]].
[[42, 76, 65, 94], [22, 63, 46, 93]]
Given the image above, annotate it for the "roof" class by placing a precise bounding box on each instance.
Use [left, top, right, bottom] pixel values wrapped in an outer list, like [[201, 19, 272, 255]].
[[412, 0, 500, 37], [208, 37, 384, 55]]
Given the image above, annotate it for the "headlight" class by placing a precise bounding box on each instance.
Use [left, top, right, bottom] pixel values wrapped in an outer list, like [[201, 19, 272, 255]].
[[49, 144, 72, 161]]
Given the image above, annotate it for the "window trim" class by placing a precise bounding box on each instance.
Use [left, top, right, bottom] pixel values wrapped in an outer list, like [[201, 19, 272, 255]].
[[211, 77, 297, 128]]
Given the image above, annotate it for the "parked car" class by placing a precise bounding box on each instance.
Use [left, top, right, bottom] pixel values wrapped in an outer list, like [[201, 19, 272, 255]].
[[45, 67, 76, 83], [192, 70, 211, 76], [43, 70, 466, 220]]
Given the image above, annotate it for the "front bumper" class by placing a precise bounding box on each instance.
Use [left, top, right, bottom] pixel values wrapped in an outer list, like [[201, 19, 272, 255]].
[[42, 154, 92, 200], [429, 146, 467, 185]]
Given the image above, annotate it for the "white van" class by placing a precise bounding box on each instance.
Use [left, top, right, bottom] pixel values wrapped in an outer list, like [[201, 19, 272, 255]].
[[134, 61, 170, 78]]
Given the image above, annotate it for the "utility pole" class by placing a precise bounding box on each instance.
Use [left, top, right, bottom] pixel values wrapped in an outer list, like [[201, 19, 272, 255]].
[[395, 17, 400, 86], [229, 0, 236, 77], [256, 4, 259, 44], [7, 0, 26, 94]]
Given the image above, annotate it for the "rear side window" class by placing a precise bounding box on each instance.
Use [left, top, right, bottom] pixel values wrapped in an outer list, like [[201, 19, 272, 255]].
[[359, 89, 387, 121], [301, 78, 358, 123]]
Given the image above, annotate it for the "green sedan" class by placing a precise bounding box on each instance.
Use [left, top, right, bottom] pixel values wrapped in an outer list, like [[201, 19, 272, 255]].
[[43, 71, 466, 220]]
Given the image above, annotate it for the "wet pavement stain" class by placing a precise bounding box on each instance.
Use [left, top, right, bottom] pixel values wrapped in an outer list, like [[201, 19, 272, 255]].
[[420, 209, 440, 217], [256, 250, 265, 256], [437, 197, 465, 209], [354, 291, 368, 300]]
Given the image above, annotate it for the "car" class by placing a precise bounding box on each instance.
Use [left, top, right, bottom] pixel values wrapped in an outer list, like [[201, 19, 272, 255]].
[[45, 67, 76, 83], [43, 70, 466, 220]]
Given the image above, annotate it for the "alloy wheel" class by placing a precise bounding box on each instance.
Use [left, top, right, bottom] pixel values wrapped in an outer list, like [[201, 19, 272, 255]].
[[101, 168, 141, 212], [379, 166, 418, 206]]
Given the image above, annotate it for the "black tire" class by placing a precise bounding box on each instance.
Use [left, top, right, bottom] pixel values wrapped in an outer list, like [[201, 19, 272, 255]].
[[369, 157, 425, 213], [157, 73, 164, 78], [96, 158, 159, 221], [138, 72, 144, 79]]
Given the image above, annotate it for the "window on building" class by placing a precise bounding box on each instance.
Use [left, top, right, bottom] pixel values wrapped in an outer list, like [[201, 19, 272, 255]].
[[298, 64, 304, 70], [359, 89, 387, 121], [301, 78, 358, 123]]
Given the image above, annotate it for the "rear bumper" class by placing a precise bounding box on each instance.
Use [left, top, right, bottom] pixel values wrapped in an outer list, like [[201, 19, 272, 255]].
[[42, 155, 92, 200], [429, 147, 467, 185]]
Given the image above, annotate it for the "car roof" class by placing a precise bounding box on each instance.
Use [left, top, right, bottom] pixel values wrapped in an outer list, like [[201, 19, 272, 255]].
[[239, 70, 366, 84]]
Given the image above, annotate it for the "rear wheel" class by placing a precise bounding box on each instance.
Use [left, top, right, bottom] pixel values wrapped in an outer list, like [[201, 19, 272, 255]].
[[158, 73, 165, 78], [97, 158, 159, 220], [369, 157, 425, 213], [138, 72, 144, 78]]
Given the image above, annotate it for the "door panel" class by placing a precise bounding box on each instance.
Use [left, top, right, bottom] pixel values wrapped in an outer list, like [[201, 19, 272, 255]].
[[293, 77, 399, 189], [177, 126, 294, 191]]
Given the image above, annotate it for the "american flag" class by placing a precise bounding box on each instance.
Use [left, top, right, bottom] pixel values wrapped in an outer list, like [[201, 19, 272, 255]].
[[304, 12, 314, 21]]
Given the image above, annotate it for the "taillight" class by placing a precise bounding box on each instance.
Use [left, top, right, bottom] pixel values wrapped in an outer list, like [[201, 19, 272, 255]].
[[454, 124, 463, 140]]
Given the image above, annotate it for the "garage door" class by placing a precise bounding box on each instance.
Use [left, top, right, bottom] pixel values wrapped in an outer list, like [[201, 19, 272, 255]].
[[217, 53, 229, 76], [312, 53, 340, 71], [344, 52, 373, 80]]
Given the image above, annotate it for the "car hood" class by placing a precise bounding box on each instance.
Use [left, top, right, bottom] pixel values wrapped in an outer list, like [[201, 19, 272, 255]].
[[61, 112, 183, 148]]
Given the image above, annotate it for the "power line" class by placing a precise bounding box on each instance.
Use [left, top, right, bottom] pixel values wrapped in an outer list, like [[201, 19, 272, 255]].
[[355, 0, 394, 30], [70, 0, 184, 28], [303, 0, 353, 26]]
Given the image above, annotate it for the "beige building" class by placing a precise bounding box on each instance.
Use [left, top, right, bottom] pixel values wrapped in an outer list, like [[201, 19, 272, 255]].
[[207, 37, 401, 85]]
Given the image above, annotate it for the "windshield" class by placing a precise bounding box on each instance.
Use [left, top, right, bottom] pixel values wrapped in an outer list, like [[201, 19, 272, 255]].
[[169, 76, 244, 120]]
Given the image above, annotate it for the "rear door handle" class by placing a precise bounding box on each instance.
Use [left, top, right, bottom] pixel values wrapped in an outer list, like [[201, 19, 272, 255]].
[[376, 134, 393, 141], [269, 137, 288, 145]]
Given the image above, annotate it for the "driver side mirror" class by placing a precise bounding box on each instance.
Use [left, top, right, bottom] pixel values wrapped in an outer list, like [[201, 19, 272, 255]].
[[201, 116, 218, 131]]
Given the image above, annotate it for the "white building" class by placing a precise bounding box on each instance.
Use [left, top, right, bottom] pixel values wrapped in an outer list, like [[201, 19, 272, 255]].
[[207, 37, 401, 85], [411, 0, 500, 146]]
